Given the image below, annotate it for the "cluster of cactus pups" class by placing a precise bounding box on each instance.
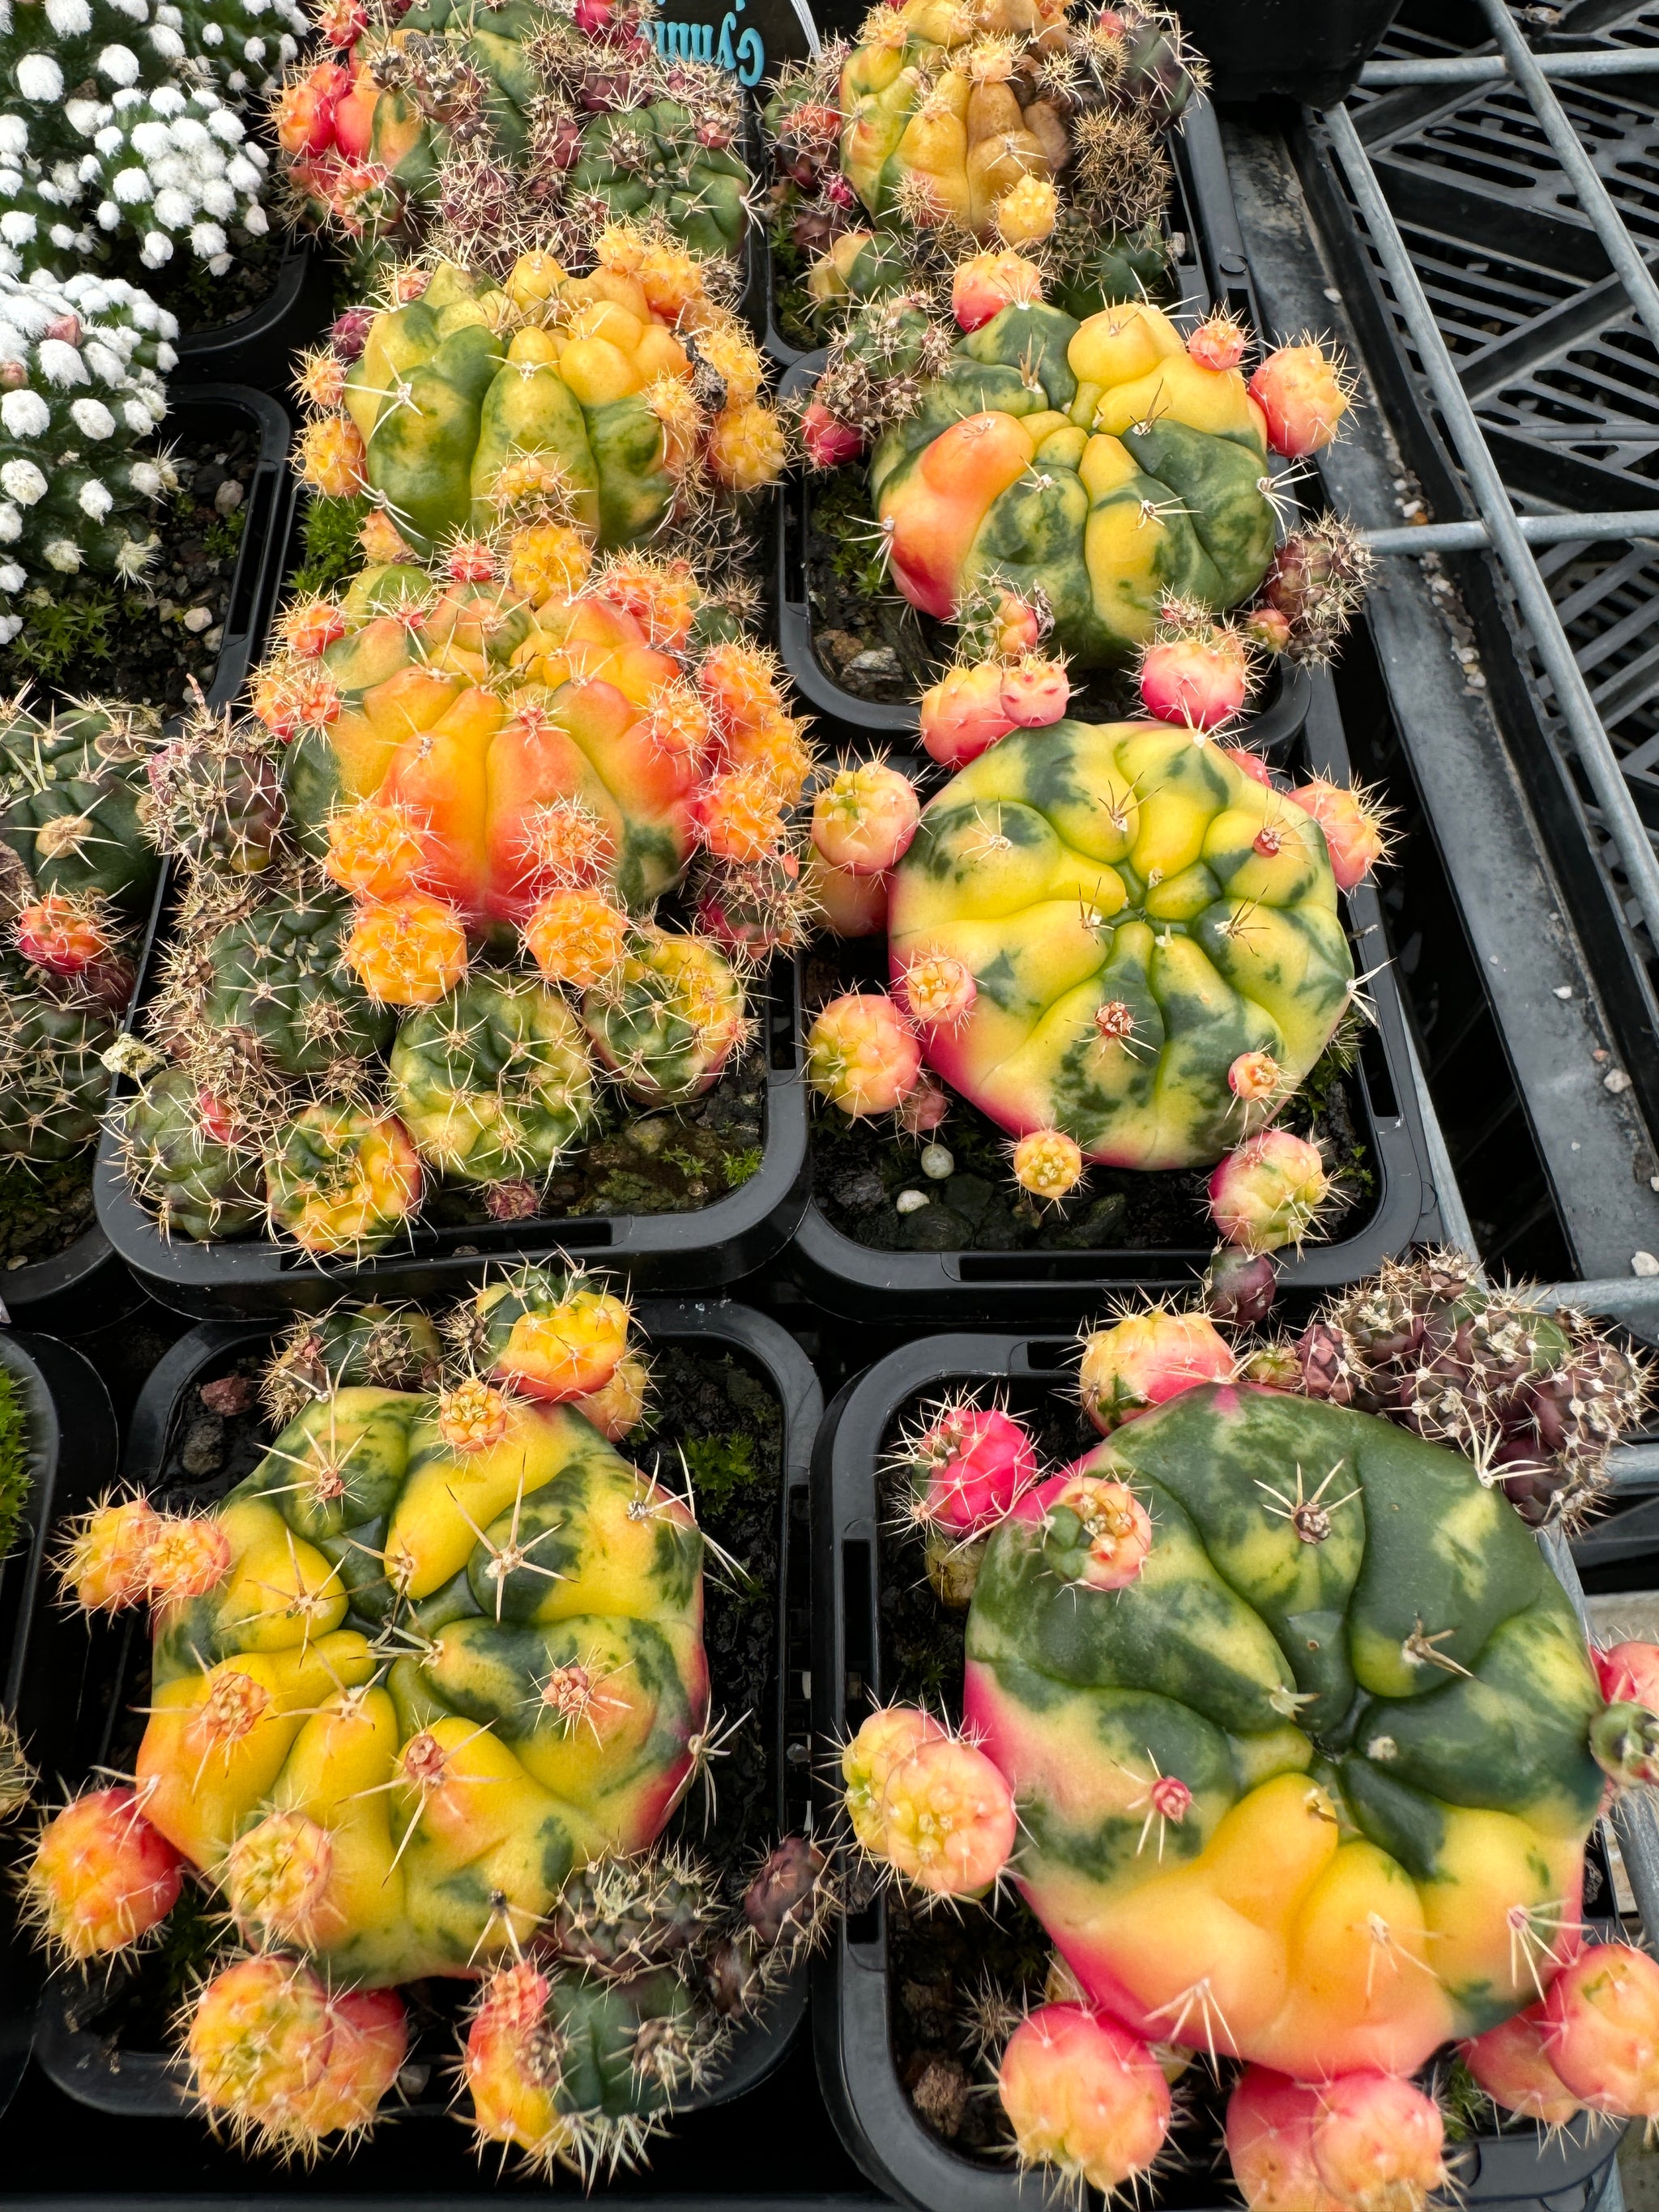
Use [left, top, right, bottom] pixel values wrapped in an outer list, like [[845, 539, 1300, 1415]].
[[294, 227, 785, 569], [110, 535, 814, 1255], [24, 1279, 828, 2167], [804, 607, 1390, 1261], [848, 1260, 1657, 2203], [275, 0, 755, 273], [764, 0, 1205, 334]]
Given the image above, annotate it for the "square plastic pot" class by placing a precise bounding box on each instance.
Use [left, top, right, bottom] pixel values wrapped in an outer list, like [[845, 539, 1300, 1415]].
[[1, 386, 294, 1332], [92, 935, 810, 1316], [787, 670, 1440, 1323], [809, 1328, 1625, 2212], [30, 1295, 819, 2130]]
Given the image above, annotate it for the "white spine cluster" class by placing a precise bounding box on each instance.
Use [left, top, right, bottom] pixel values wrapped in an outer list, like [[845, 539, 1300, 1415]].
[[79, 82, 270, 272], [0, 267, 178, 634]]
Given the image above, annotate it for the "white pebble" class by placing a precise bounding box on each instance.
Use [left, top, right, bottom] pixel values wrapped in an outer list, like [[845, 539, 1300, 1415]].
[[213, 476, 242, 515], [1633, 1251, 1659, 1277], [1553, 985, 1572, 999], [182, 603, 211, 633], [1606, 1069, 1633, 1094], [920, 1142, 953, 1180], [895, 1188, 929, 1214]]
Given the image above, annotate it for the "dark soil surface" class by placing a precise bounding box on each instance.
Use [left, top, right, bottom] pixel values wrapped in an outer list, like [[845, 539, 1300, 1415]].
[[0, 424, 257, 712], [53, 1325, 789, 2091], [806, 940, 1377, 1259], [0, 1153, 96, 1271], [423, 1048, 768, 1231]]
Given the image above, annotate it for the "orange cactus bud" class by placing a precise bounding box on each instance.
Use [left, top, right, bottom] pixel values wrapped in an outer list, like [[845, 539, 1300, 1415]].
[[16, 891, 111, 977], [642, 680, 714, 763], [1001, 2007, 1171, 2197], [806, 991, 921, 1115], [1249, 340, 1350, 457], [143, 1515, 233, 1605], [919, 660, 1016, 766], [812, 761, 919, 876], [1188, 309, 1248, 373], [298, 415, 367, 497], [325, 801, 428, 899], [59, 1496, 161, 1612], [493, 1282, 632, 1404], [1049, 1472, 1155, 1591], [522, 889, 629, 991], [880, 1734, 1017, 1895], [697, 640, 786, 735], [696, 765, 791, 863], [952, 249, 1044, 332], [725, 709, 815, 803], [224, 1810, 335, 1950], [279, 597, 347, 658], [507, 522, 591, 607], [1290, 777, 1392, 890], [27, 1786, 184, 1959], [357, 508, 414, 565], [707, 399, 788, 492], [569, 1348, 650, 1440], [1078, 1309, 1235, 1432], [345, 893, 469, 1007]]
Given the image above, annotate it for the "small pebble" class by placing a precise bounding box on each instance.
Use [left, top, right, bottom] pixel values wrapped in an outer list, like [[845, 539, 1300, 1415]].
[[1634, 1252, 1659, 1277], [213, 478, 244, 516], [844, 646, 901, 680], [1606, 1069, 1633, 1094], [180, 1415, 224, 1477], [182, 606, 212, 634], [1553, 985, 1573, 999], [895, 1188, 929, 1214], [919, 1142, 953, 1180]]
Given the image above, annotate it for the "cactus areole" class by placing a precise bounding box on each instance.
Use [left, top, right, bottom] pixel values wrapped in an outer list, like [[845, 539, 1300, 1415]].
[[963, 1383, 1611, 2082], [129, 1384, 707, 1987], [887, 720, 1353, 1170], [872, 300, 1277, 667]]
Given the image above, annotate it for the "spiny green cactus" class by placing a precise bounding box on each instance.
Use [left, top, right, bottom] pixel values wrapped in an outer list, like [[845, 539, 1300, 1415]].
[[260, 1298, 442, 1426], [143, 706, 286, 876], [118, 1066, 266, 1240], [563, 98, 750, 262], [582, 929, 748, 1107], [0, 957, 118, 1159], [0, 694, 162, 914], [198, 881, 399, 1082], [0, 271, 176, 627], [389, 973, 599, 1197]]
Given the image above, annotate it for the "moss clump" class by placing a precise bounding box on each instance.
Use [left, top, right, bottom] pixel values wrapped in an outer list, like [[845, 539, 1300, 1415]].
[[290, 492, 369, 599], [680, 1431, 757, 1509], [0, 1366, 31, 1562]]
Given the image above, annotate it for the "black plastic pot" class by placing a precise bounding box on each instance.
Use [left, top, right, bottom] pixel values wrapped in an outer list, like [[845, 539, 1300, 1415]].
[[1179, 0, 1405, 109], [186, 384, 299, 718], [93, 933, 808, 1315], [789, 667, 1440, 1324], [810, 1329, 1624, 2212], [174, 241, 335, 394], [0, 390, 294, 1330], [0, 1330, 119, 2129], [32, 1294, 818, 2131]]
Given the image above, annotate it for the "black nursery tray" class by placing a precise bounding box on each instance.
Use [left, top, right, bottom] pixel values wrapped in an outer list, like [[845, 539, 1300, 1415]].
[[809, 1330, 1625, 2212], [0, 1331, 119, 2126], [29, 1297, 818, 2148], [174, 241, 336, 396], [92, 925, 810, 1317], [788, 667, 1440, 1324]]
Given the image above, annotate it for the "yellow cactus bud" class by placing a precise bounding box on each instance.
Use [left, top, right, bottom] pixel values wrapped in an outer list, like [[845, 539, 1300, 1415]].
[[507, 522, 591, 607], [707, 400, 787, 494], [299, 416, 367, 497], [996, 173, 1058, 247], [345, 893, 469, 1008]]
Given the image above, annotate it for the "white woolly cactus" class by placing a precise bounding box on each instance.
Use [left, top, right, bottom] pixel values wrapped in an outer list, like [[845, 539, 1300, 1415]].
[[0, 0, 289, 281], [0, 266, 178, 635]]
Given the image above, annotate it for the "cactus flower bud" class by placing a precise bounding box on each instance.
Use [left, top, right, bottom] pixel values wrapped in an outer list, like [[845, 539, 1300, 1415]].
[[898, 1070, 950, 1134], [1209, 1130, 1330, 1255], [880, 1733, 1017, 1895], [1249, 341, 1350, 458], [1139, 625, 1249, 731], [1543, 1942, 1659, 2117], [1078, 1310, 1235, 1433], [1290, 778, 1391, 891], [952, 250, 1043, 332], [1188, 310, 1247, 373], [1000, 2007, 1171, 2197], [812, 761, 920, 876], [801, 400, 864, 469], [27, 1785, 185, 1959], [1311, 2072, 1446, 2212], [919, 659, 1017, 765], [344, 893, 469, 1008], [806, 992, 921, 1116], [1461, 2008, 1584, 2127], [897, 951, 976, 1030]]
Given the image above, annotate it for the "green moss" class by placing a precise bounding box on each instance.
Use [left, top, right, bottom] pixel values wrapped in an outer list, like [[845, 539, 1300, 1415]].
[[680, 1431, 757, 1508], [722, 1145, 763, 1188], [290, 492, 369, 599], [202, 507, 247, 564], [817, 467, 894, 601], [0, 1368, 30, 1562], [0, 586, 118, 683]]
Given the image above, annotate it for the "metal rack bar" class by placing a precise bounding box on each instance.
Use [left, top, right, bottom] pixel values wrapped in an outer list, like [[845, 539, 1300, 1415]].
[[1360, 47, 1659, 85], [1324, 100, 1659, 969], [1364, 512, 1659, 555]]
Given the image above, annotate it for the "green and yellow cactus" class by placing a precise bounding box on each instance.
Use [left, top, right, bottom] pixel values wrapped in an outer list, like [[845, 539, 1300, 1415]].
[[885, 720, 1354, 1171]]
